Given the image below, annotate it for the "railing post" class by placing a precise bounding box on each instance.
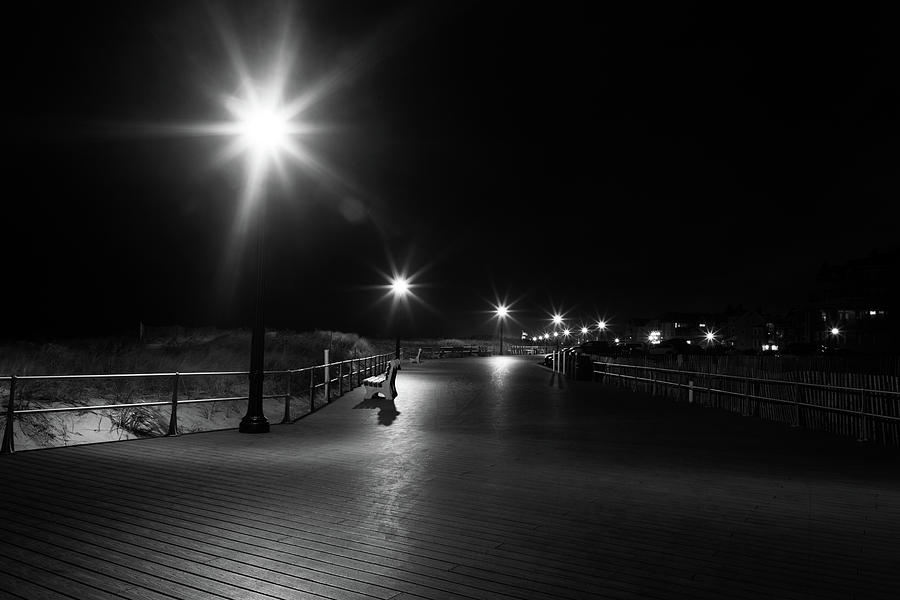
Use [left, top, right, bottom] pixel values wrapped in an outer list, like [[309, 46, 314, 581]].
[[338, 361, 344, 397], [1, 376, 17, 455], [792, 383, 801, 428], [324, 349, 331, 403], [282, 371, 292, 424], [688, 379, 694, 404], [167, 372, 179, 437], [857, 390, 868, 442], [309, 369, 315, 414], [743, 379, 750, 417]]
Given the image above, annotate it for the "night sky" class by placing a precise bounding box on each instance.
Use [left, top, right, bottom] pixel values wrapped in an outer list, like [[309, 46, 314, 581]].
[[6, 1, 899, 341]]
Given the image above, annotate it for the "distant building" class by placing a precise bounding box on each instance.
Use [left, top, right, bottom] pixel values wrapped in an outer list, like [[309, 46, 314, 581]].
[[788, 248, 898, 353]]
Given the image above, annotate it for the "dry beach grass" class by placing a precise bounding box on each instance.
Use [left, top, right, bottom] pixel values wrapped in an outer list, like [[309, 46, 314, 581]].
[[0, 328, 495, 451]]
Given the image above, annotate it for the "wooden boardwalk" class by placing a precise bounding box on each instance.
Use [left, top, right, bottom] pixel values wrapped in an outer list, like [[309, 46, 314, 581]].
[[1, 355, 899, 600]]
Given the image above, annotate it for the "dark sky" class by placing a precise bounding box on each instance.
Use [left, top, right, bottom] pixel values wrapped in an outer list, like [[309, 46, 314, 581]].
[[6, 1, 899, 341]]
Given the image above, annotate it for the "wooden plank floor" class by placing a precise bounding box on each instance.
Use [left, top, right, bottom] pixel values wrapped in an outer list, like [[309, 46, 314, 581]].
[[1, 355, 899, 600]]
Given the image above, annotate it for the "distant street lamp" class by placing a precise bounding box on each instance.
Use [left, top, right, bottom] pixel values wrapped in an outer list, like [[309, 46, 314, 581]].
[[495, 305, 509, 355], [391, 276, 410, 358], [551, 314, 564, 350], [596, 320, 607, 341]]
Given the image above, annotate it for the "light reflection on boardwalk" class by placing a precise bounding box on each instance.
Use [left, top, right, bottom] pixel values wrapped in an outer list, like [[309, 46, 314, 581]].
[[1, 355, 899, 600]]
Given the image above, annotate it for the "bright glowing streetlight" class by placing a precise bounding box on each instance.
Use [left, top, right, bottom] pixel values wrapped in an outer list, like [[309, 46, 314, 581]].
[[390, 276, 410, 358], [495, 304, 509, 355], [549, 313, 565, 350], [233, 87, 307, 435], [596, 320, 607, 341], [830, 327, 840, 336]]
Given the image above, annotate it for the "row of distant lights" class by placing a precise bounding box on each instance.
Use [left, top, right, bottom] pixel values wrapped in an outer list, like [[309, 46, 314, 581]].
[[390, 280, 843, 344], [532, 314, 722, 346]]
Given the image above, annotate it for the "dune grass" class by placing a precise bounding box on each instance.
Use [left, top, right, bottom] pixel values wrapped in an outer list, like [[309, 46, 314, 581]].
[[0, 328, 494, 451]]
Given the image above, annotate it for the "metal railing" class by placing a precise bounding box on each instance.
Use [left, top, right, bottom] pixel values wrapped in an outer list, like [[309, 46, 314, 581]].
[[1, 352, 394, 454], [547, 349, 900, 446]]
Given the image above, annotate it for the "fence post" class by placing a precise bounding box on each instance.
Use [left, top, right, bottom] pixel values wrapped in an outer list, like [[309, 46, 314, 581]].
[[857, 390, 868, 442], [282, 371, 292, 424], [324, 349, 331, 403], [167, 373, 179, 437], [792, 383, 801, 428], [338, 361, 344, 397], [309, 369, 315, 413], [1, 376, 17, 455], [743, 379, 750, 417], [688, 379, 694, 404]]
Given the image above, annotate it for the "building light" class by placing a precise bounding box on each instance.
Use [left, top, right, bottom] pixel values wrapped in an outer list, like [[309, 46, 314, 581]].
[[648, 331, 661, 344], [870, 310, 877, 316], [699, 323, 706, 328]]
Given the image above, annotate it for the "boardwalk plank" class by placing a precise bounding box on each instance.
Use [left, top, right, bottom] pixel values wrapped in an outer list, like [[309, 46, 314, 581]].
[[2, 356, 899, 600]]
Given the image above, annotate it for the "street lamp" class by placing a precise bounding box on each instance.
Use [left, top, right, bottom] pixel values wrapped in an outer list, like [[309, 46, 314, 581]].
[[390, 276, 410, 359], [596, 320, 607, 341], [495, 305, 509, 355], [230, 89, 306, 434]]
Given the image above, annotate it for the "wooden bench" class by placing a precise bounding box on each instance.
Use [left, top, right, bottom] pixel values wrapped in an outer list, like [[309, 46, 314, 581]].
[[362, 358, 400, 400]]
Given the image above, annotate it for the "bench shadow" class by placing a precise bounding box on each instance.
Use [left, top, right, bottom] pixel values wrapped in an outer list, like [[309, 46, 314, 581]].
[[352, 396, 400, 426]]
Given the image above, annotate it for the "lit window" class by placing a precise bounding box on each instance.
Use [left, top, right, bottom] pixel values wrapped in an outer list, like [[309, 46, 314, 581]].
[[870, 310, 877, 316]]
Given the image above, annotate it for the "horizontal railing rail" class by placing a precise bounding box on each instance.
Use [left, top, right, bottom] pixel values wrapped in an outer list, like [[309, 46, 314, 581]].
[[546, 349, 900, 446], [1, 352, 394, 455]]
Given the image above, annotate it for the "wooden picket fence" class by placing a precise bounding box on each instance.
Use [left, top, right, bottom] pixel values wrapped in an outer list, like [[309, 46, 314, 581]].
[[555, 351, 900, 447]]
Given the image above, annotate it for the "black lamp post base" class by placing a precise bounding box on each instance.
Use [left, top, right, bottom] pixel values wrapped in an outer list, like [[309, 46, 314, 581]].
[[239, 415, 270, 433]]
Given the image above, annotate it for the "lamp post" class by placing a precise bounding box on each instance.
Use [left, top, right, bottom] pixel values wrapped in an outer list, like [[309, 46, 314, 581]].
[[227, 87, 304, 434], [495, 305, 509, 355], [703, 330, 717, 350], [242, 200, 270, 433], [551, 314, 563, 349], [390, 276, 410, 359]]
